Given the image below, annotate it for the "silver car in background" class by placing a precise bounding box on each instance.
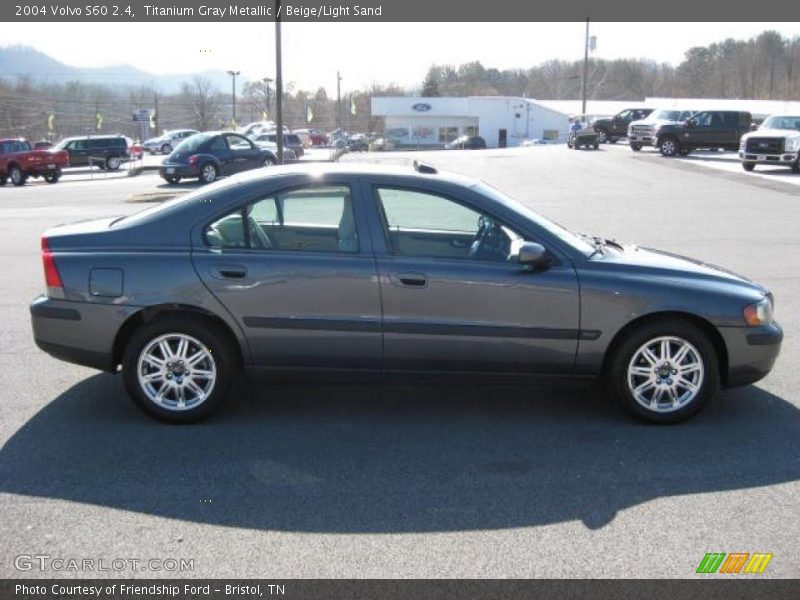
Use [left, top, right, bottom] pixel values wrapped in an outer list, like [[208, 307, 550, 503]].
[[142, 129, 199, 155]]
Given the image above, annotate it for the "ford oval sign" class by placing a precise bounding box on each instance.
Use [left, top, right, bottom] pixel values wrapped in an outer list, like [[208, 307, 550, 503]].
[[412, 103, 432, 112]]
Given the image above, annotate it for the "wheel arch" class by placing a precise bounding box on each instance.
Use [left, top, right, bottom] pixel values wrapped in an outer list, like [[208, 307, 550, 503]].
[[112, 303, 245, 370], [601, 311, 729, 385]]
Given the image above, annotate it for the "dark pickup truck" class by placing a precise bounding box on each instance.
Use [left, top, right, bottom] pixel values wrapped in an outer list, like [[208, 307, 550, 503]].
[[0, 138, 69, 186], [654, 111, 752, 157], [593, 108, 654, 143]]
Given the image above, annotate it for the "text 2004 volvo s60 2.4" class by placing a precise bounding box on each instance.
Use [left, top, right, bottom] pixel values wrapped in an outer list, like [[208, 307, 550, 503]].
[[30, 163, 782, 423]]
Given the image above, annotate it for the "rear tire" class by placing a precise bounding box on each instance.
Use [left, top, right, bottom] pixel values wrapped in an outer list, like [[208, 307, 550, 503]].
[[791, 159, 800, 174], [608, 319, 719, 424], [742, 162, 756, 172], [165, 175, 181, 184], [44, 171, 60, 183], [659, 136, 680, 157], [596, 129, 609, 144], [200, 163, 218, 184], [0, 175, 6, 186], [161, 144, 173, 154], [106, 156, 122, 171], [122, 315, 237, 423], [9, 165, 26, 186], [630, 143, 643, 151]]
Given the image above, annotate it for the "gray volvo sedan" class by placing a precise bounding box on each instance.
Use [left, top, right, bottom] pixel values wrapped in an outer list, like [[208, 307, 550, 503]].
[[30, 162, 782, 423]]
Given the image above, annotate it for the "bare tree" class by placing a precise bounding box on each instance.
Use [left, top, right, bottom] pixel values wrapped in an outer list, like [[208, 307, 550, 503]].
[[179, 76, 223, 131]]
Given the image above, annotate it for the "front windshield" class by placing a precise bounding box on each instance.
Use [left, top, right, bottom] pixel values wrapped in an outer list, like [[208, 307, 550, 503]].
[[175, 132, 213, 153], [760, 115, 800, 131], [53, 139, 71, 150], [473, 181, 595, 255], [652, 110, 682, 121]]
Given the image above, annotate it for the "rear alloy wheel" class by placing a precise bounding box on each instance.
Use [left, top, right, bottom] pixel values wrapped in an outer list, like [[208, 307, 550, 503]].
[[263, 157, 276, 167], [609, 320, 718, 423], [630, 143, 643, 151], [106, 156, 122, 171], [659, 137, 679, 157], [200, 163, 218, 184], [161, 144, 173, 154], [9, 165, 26, 186], [122, 316, 236, 423], [742, 162, 756, 172]]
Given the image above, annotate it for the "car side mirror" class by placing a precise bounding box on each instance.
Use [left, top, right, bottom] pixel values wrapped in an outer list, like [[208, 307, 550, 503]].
[[684, 119, 694, 129], [513, 241, 547, 266]]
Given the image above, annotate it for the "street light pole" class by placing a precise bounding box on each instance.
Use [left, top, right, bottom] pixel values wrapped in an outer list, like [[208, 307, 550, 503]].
[[274, 2, 284, 163], [227, 70, 240, 127], [581, 18, 590, 118], [336, 71, 342, 132]]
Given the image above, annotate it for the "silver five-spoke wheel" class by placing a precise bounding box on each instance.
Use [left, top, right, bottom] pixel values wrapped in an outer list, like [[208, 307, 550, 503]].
[[136, 333, 217, 411], [627, 336, 704, 413]]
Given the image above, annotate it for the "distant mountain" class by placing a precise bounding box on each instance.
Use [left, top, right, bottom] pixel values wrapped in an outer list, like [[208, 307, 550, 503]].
[[0, 45, 239, 93]]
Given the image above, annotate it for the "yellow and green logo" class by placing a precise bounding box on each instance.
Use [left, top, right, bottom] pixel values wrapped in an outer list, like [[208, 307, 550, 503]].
[[696, 552, 773, 574]]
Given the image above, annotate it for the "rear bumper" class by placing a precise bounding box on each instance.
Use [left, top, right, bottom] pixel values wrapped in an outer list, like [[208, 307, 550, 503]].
[[30, 295, 139, 372], [719, 322, 783, 387], [159, 164, 199, 179]]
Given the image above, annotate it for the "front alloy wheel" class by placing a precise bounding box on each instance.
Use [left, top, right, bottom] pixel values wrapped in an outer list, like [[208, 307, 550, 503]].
[[627, 337, 704, 414], [609, 320, 718, 423], [659, 137, 679, 157], [10, 165, 26, 186]]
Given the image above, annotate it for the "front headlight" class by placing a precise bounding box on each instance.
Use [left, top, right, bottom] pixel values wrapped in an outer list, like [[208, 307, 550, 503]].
[[785, 138, 800, 152], [743, 296, 774, 326]]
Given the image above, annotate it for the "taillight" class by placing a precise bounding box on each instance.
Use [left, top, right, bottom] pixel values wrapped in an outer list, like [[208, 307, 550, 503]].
[[188, 155, 199, 165], [41, 237, 63, 290]]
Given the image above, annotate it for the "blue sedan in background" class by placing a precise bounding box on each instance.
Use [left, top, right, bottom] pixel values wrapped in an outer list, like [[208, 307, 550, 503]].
[[160, 131, 278, 184]]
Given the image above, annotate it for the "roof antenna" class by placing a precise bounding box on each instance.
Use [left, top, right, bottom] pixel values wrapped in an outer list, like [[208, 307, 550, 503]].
[[413, 160, 437, 174]]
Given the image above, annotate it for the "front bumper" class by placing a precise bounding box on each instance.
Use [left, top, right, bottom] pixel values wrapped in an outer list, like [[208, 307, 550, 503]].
[[738, 151, 799, 166], [628, 135, 655, 145], [718, 321, 783, 387], [30, 295, 139, 372]]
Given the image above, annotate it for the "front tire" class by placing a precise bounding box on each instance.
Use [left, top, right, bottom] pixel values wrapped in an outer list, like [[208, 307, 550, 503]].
[[164, 175, 181, 184], [263, 157, 276, 167], [122, 316, 237, 423], [106, 156, 122, 171], [630, 143, 643, 151], [596, 129, 608, 144], [742, 162, 756, 172], [161, 144, 173, 155], [44, 170, 60, 183], [608, 319, 719, 424]]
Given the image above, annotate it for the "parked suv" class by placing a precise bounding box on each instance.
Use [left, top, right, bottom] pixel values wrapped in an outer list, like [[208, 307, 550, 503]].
[[53, 135, 131, 170], [738, 114, 800, 173], [593, 108, 654, 144], [654, 111, 752, 157], [627, 109, 696, 151], [252, 132, 305, 157]]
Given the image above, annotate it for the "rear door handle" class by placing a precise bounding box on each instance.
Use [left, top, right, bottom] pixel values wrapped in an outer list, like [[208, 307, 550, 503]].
[[210, 265, 247, 279], [391, 272, 428, 288]]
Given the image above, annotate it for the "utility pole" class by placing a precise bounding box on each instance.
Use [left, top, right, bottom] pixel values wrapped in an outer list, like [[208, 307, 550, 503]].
[[227, 70, 240, 128], [581, 18, 590, 118], [336, 71, 342, 131], [274, 2, 284, 163]]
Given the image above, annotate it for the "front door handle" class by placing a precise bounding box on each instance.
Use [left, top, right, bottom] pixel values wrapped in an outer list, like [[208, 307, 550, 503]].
[[210, 265, 247, 279], [391, 272, 428, 288]]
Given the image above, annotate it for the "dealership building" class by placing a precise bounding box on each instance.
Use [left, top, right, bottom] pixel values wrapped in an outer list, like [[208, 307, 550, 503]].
[[371, 96, 570, 148]]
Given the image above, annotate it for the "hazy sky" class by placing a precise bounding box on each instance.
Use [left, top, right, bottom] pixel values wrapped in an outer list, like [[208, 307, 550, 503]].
[[1, 22, 797, 94]]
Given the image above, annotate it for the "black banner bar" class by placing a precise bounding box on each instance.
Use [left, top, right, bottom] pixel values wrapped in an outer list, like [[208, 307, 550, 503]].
[[3, 0, 800, 22], [3, 580, 800, 600]]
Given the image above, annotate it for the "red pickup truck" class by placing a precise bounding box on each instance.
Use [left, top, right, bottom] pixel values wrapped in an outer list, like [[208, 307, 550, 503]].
[[0, 138, 70, 186]]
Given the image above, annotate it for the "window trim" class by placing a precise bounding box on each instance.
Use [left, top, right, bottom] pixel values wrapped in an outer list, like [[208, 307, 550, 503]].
[[371, 184, 528, 264], [202, 182, 361, 255]]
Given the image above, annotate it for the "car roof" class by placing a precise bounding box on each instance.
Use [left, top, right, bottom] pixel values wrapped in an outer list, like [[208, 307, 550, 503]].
[[209, 161, 480, 189]]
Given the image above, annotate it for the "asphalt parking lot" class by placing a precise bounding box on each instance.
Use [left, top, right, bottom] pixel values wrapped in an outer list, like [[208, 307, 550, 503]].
[[1, 143, 798, 578]]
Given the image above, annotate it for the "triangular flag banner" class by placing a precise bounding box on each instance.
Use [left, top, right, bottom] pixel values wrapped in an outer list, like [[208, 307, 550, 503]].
[[149, 111, 157, 128], [262, 110, 268, 121], [305, 104, 314, 123], [95, 113, 103, 130], [350, 96, 357, 116], [47, 114, 55, 132]]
